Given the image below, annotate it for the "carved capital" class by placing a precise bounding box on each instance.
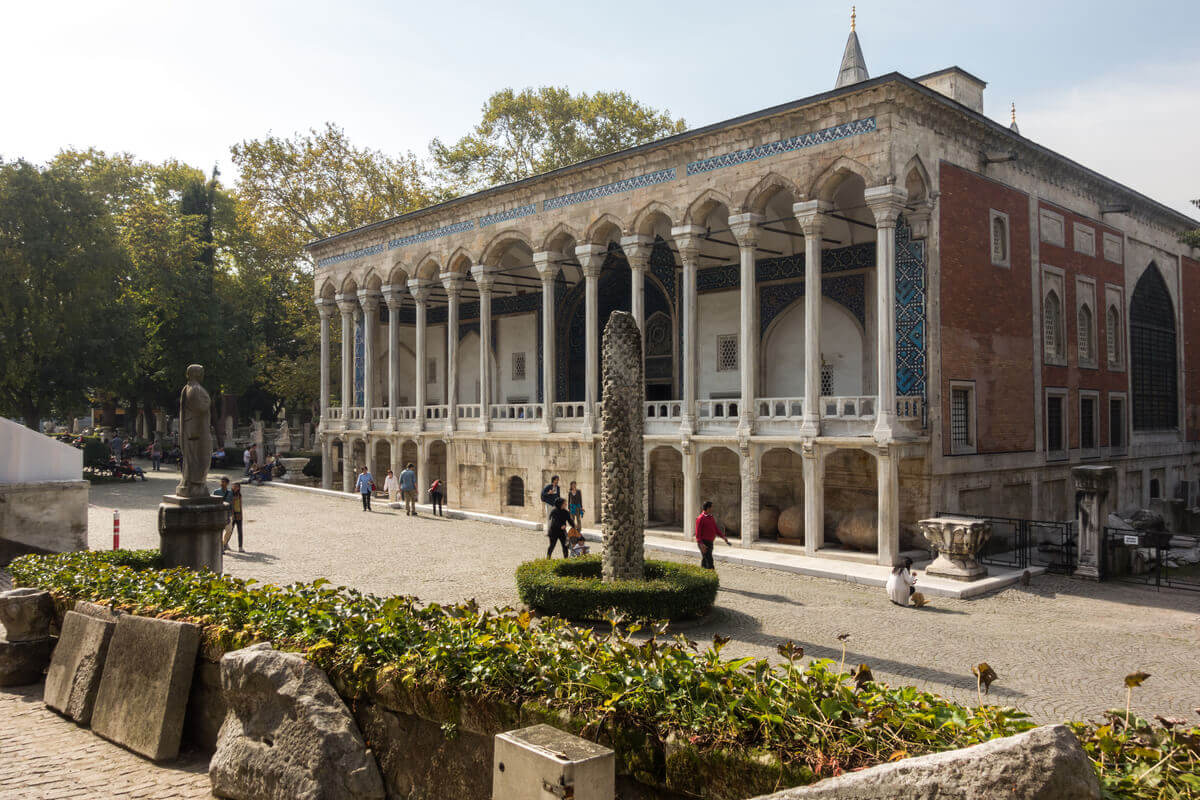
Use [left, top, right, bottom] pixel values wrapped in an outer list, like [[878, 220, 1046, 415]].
[[405, 279, 430, 304], [334, 293, 358, 316], [863, 185, 908, 229], [440, 271, 467, 297], [315, 298, 336, 319], [575, 244, 606, 279], [532, 251, 563, 282], [357, 289, 381, 314], [620, 235, 653, 270], [793, 199, 833, 237], [381, 284, 406, 310], [727, 213, 763, 249], [1072, 465, 1116, 494]]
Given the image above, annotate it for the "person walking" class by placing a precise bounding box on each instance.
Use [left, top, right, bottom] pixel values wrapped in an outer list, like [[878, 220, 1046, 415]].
[[356, 465, 374, 511], [546, 497, 572, 558], [567, 480, 584, 530], [150, 439, 162, 472], [383, 469, 399, 502], [109, 433, 123, 464], [429, 477, 444, 516], [213, 477, 234, 552], [886, 557, 918, 606], [399, 462, 418, 516], [226, 483, 245, 552], [694, 500, 729, 570]]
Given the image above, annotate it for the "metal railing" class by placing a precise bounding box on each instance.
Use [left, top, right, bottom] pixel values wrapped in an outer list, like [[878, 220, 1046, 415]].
[[1102, 528, 1200, 592], [938, 511, 1076, 574]]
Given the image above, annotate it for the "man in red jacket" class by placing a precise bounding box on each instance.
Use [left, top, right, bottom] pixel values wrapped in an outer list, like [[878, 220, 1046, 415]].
[[694, 500, 729, 570]]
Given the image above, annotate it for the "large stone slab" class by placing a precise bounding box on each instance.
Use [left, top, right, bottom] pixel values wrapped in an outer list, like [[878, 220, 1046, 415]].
[[43, 610, 116, 724], [752, 724, 1098, 800], [209, 646, 384, 800], [0, 587, 55, 641], [91, 614, 200, 760], [0, 636, 54, 685]]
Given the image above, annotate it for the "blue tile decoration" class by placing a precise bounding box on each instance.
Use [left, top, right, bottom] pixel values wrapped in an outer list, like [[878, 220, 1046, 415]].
[[686, 117, 876, 176], [353, 319, 364, 406], [696, 242, 876, 292], [759, 275, 866, 336], [317, 243, 385, 268], [894, 215, 926, 415], [543, 169, 676, 211], [388, 220, 476, 250], [478, 204, 537, 228]]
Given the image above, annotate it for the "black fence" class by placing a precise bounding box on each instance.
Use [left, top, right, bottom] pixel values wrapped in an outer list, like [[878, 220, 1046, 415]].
[[1101, 528, 1200, 592], [936, 512, 1076, 574]]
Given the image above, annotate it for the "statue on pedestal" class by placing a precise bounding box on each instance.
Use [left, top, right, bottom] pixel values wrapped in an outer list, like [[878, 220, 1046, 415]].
[[176, 364, 212, 499]]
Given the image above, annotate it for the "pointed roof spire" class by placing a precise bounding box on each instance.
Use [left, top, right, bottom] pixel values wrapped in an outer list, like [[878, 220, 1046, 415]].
[[1009, 102, 1020, 134], [835, 6, 869, 89]]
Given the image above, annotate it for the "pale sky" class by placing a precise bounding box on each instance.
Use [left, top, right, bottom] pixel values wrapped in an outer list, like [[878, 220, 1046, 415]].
[[3, 0, 1197, 218]]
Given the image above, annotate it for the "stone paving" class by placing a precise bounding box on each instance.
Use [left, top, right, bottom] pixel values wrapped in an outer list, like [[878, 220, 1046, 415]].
[[3, 464, 1199, 797]]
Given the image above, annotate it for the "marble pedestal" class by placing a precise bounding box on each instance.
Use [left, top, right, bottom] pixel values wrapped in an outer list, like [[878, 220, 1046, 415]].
[[157, 495, 224, 573], [919, 516, 991, 581]]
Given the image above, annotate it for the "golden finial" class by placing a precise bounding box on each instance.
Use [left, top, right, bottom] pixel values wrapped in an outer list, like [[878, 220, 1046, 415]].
[[851, 6, 857, 32], [1011, 102, 1016, 124]]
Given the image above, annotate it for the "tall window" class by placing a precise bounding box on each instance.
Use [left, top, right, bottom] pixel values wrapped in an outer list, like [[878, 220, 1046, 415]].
[[1130, 264, 1177, 430], [716, 334, 738, 372], [990, 211, 1009, 267], [1077, 304, 1093, 363], [1044, 290, 1063, 359], [1106, 306, 1121, 367], [1109, 396, 1125, 450], [1046, 394, 1065, 455], [950, 385, 975, 452], [1080, 396, 1096, 450], [512, 352, 527, 381], [506, 476, 525, 506]]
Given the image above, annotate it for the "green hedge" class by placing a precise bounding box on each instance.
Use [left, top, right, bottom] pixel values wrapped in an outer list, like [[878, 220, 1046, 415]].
[[302, 453, 322, 478], [80, 436, 108, 464], [516, 556, 718, 621], [9, 549, 1198, 799]]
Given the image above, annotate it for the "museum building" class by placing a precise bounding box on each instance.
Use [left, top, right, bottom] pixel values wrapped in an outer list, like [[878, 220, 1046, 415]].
[[306, 17, 1200, 566]]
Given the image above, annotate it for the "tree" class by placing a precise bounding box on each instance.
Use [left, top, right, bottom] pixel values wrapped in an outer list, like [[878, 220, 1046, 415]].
[[0, 160, 134, 429], [430, 87, 687, 193], [1183, 199, 1200, 249]]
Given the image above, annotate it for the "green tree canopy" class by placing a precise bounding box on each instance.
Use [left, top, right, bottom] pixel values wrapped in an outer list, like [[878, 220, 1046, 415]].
[[0, 160, 134, 429], [430, 87, 687, 193], [1183, 199, 1200, 249]]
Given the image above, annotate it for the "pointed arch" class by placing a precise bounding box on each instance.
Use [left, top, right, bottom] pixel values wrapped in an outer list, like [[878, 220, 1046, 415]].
[[683, 188, 735, 226], [631, 200, 678, 237], [446, 246, 476, 275], [414, 253, 441, 281], [584, 213, 626, 246], [338, 274, 360, 296], [539, 221, 581, 253], [809, 156, 877, 203], [1130, 262, 1178, 430], [386, 259, 411, 287], [361, 269, 384, 291], [902, 154, 932, 204], [480, 228, 534, 265], [741, 172, 799, 215], [316, 277, 337, 301]]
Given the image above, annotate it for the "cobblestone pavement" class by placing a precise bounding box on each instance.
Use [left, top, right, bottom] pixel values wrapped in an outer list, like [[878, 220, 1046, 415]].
[[4, 466, 1197, 797]]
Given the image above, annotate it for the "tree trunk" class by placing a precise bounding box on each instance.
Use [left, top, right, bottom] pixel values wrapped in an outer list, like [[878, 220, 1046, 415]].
[[23, 402, 41, 432]]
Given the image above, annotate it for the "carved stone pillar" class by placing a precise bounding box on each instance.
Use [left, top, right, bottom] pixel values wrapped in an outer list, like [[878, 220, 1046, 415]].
[[407, 280, 429, 432], [533, 251, 560, 433], [682, 441, 700, 541], [320, 436, 332, 490], [864, 185, 907, 443], [316, 300, 334, 426], [358, 290, 380, 426], [1073, 465, 1116, 580], [620, 235, 652, 333], [802, 443, 825, 554], [877, 443, 900, 566], [738, 443, 759, 547], [441, 273, 464, 431], [576, 244, 606, 430], [728, 214, 762, 436], [335, 294, 357, 424], [471, 266, 495, 431], [382, 285, 405, 430], [794, 200, 832, 439], [672, 225, 704, 436]]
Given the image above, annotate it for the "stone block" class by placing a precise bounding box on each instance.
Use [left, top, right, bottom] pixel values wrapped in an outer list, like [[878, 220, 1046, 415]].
[[91, 614, 200, 761], [209, 646, 384, 800], [74, 599, 124, 622], [750, 724, 1098, 799], [0, 636, 54, 686], [0, 587, 55, 641], [184, 659, 226, 750], [43, 610, 116, 724]]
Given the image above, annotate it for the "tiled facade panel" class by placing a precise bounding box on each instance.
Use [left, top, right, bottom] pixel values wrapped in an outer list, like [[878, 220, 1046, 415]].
[[1037, 202, 1126, 448], [1183, 256, 1200, 441], [938, 163, 1034, 455]]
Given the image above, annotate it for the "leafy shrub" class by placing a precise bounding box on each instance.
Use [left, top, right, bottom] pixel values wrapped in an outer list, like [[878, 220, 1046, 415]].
[[80, 436, 108, 464], [516, 556, 718, 621], [303, 454, 322, 478], [1069, 713, 1200, 799]]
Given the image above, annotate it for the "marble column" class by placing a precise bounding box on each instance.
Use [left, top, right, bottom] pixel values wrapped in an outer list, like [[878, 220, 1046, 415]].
[[728, 214, 762, 436], [672, 226, 704, 436], [802, 444, 824, 554], [575, 244, 606, 429], [876, 443, 900, 566], [1072, 465, 1116, 580], [317, 300, 333, 425], [533, 251, 559, 432], [382, 285, 405, 430], [407, 280, 429, 432], [864, 185, 907, 443], [471, 266, 494, 430], [343, 437, 356, 493], [320, 436, 332, 490], [794, 200, 831, 439], [620, 235, 652, 333], [738, 444, 759, 547], [442, 273, 464, 431], [358, 290, 380, 426], [335, 294, 357, 424]]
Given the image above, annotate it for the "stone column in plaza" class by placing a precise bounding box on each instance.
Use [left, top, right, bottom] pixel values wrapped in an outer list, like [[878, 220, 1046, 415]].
[[576, 244, 606, 431], [620, 235, 652, 333], [864, 185, 907, 443], [672, 226, 704, 436], [876, 443, 900, 566], [794, 200, 831, 439], [802, 443, 824, 554], [383, 284, 405, 430], [358, 290, 379, 424], [471, 266, 494, 430], [343, 436, 357, 492], [681, 441, 700, 541], [407, 280, 429, 432], [533, 251, 559, 432], [320, 436, 332, 490], [728, 213, 762, 436], [316, 299, 334, 426], [738, 443, 759, 547], [335, 294, 357, 425], [1072, 465, 1115, 580], [442, 273, 464, 431], [599, 311, 645, 581]]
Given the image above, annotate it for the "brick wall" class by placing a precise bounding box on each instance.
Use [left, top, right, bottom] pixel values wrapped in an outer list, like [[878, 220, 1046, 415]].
[[1182, 256, 1200, 441], [938, 163, 1034, 455], [1036, 201, 1127, 449]]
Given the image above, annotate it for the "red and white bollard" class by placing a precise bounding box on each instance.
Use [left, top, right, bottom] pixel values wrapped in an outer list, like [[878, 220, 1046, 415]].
[[112, 509, 120, 550]]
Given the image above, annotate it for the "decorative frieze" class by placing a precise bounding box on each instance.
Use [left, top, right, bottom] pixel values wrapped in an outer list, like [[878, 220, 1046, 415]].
[[543, 169, 677, 211], [686, 117, 877, 176]]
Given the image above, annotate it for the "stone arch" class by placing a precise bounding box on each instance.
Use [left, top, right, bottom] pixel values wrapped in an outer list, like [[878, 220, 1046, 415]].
[[480, 229, 534, 265], [339, 274, 359, 296], [1130, 261, 1178, 430], [826, 448, 878, 552], [362, 270, 384, 291], [372, 438, 391, 478], [902, 154, 932, 205], [446, 246, 476, 275], [631, 200, 678, 237], [683, 188, 735, 226], [413, 254, 441, 281], [699, 446, 741, 535], [809, 155, 877, 204], [761, 295, 866, 397], [759, 447, 806, 541], [506, 475, 526, 507], [584, 213, 626, 246], [427, 440, 448, 502], [386, 260, 411, 287], [742, 171, 800, 215], [647, 444, 684, 527], [400, 439, 419, 470], [540, 222, 581, 254], [316, 277, 337, 301]]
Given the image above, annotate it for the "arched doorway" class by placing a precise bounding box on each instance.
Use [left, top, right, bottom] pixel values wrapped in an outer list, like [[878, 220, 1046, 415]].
[[428, 440, 447, 503], [1130, 263, 1177, 430], [699, 447, 741, 536], [759, 448, 805, 542], [762, 297, 867, 397], [373, 439, 391, 480], [824, 449, 877, 552], [648, 445, 683, 527]]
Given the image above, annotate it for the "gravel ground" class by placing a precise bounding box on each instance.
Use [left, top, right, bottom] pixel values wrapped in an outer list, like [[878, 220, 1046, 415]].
[[82, 464, 1200, 724]]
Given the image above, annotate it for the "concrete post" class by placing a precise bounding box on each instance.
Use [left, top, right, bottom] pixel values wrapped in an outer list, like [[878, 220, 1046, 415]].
[[1073, 465, 1116, 580]]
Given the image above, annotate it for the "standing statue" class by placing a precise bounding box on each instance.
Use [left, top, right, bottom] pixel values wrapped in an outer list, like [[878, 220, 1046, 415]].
[[600, 312, 646, 582], [176, 364, 212, 498]]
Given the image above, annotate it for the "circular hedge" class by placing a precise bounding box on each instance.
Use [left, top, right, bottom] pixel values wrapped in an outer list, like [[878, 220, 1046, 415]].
[[516, 555, 718, 621]]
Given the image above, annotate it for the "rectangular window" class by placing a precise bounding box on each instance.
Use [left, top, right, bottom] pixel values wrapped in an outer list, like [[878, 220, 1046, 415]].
[[1046, 394, 1065, 456], [989, 210, 1010, 268], [716, 334, 738, 372], [1080, 396, 1096, 451], [512, 351, 527, 381], [1110, 396, 1125, 450], [949, 381, 976, 454]]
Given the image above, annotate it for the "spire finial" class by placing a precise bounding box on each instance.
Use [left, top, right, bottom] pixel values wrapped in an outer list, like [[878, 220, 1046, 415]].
[[1011, 102, 1016, 125], [851, 5, 856, 32]]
